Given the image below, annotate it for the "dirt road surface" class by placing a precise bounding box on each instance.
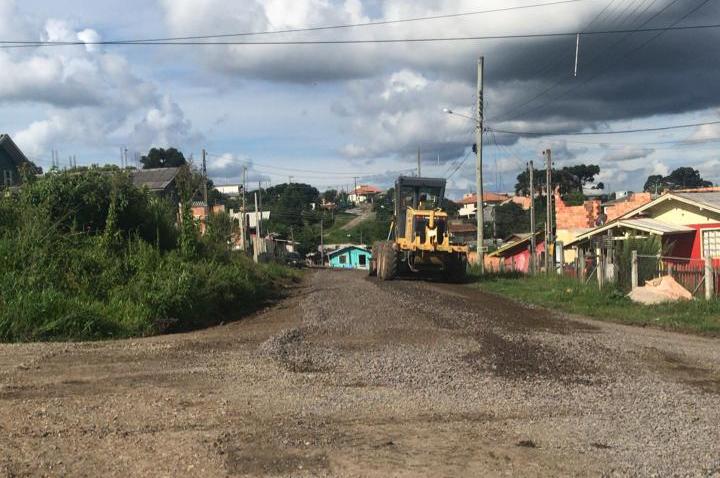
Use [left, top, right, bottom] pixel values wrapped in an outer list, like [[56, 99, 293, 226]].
[[1, 270, 719, 477]]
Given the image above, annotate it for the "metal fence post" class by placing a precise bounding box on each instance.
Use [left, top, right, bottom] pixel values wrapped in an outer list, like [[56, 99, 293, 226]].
[[705, 256, 714, 300], [631, 250, 638, 290], [556, 241, 564, 275]]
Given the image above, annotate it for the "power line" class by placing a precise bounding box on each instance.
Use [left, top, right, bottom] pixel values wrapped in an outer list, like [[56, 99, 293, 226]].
[[495, 0, 670, 122], [108, 0, 591, 43], [496, 0, 711, 123], [2, 22, 719, 48], [489, 119, 720, 136]]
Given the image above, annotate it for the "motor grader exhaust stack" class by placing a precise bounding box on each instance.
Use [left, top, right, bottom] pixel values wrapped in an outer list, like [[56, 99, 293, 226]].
[[370, 176, 469, 281]]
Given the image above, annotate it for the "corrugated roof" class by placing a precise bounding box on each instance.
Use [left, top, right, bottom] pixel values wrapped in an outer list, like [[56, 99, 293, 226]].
[[0, 134, 32, 167], [565, 217, 693, 247], [130, 167, 180, 191], [672, 191, 720, 212], [449, 223, 476, 233], [488, 231, 544, 258], [458, 192, 510, 205], [619, 218, 693, 235]]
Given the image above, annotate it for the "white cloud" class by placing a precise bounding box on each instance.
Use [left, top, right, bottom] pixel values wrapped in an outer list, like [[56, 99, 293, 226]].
[[338, 70, 474, 159], [0, 8, 199, 159]]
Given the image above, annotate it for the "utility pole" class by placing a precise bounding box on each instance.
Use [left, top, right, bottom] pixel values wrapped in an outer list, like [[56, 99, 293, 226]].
[[202, 149, 208, 215], [417, 147, 421, 177], [124, 148, 128, 170], [241, 166, 247, 251], [257, 180, 263, 238], [320, 218, 325, 266], [253, 192, 260, 263], [529, 161, 537, 275], [544, 149, 553, 274], [475, 56, 486, 272], [353, 176, 359, 205]]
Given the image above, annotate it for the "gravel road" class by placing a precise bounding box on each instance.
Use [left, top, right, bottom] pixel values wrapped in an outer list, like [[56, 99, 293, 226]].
[[1, 269, 719, 477]]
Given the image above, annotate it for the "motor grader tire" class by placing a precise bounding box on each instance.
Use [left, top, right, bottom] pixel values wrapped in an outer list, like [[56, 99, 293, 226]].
[[378, 241, 397, 281], [369, 242, 383, 276]]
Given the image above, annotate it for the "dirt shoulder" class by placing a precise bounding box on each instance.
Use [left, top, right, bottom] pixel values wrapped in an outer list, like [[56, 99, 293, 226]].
[[1, 270, 718, 477]]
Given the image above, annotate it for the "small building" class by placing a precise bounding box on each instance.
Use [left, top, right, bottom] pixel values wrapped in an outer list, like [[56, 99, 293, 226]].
[[328, 245, 372, 270], [457, 192, 510, 218], [0, 134, 40, 186], [130, 167, 181, 202], [565, 189, 720, 258], [449, 222, 477, 245], [554, 191, 653, 262], [190, 201, 226, 235], [486, 231, 545, 273], [349, 185, 382, 205]]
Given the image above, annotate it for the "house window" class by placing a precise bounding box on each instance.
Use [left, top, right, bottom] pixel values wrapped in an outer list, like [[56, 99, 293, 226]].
[[702, 229, 720, 258], [359, 255, 367, 266], [339, 255, 347, 264], [3, 170, 12, 186]]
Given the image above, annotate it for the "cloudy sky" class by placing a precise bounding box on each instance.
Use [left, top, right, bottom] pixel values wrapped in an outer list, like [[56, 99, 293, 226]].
[[1, 0, 719, 198]]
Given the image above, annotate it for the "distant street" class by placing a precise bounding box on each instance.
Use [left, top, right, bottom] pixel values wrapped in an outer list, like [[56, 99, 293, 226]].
[[1, 270, 719, 477]]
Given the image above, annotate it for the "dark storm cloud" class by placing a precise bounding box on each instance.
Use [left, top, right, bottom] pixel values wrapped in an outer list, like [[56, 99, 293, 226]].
[[485, 0, 720, 129]]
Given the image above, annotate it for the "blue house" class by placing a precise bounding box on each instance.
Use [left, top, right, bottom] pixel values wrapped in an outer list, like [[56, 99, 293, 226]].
[[328, 245, 371, 270]]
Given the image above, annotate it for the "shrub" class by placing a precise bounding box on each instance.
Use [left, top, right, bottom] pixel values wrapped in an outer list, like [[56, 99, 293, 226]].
[[0, 169, 293, 342]]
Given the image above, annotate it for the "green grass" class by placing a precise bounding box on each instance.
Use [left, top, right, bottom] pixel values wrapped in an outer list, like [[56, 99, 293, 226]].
[[473, 274, 720, 336], [322, 212, 358, 244]]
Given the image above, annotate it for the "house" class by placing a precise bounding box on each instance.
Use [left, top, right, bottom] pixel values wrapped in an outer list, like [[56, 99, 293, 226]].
[[486, 231, 545, 273], [190, 201, 226, 235], [564, 188, 720, 267], [328, 245, 372, 270], [457, 192, 510, 218], [0, 134, 40, 186], [449, 222, 477, 245], [554, 191, 653, 262], [130, 167, 181, 202], [349, 185, 382, 204], [501, 195, 533, 210]]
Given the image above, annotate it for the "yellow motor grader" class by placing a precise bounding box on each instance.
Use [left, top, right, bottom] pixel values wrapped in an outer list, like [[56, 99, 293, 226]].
[[370, 176, 468, 281]]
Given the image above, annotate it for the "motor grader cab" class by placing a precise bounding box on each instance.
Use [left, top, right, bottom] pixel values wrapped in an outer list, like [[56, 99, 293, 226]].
[[370, 176, 468, 281]]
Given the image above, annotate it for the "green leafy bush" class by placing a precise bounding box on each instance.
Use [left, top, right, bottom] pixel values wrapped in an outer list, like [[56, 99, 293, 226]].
[[0, 168, 295, 342]]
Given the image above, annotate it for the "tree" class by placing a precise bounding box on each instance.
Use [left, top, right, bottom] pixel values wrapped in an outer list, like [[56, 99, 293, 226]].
[[643, 167, 712, 193], [643, 175, 664, 194], [140, 147, 187, 169], [515, 164, 601, 197], [665, 167, 712, 190]]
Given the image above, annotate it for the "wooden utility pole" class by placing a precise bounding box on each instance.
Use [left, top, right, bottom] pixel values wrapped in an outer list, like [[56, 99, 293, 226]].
[[202, 149, 209, 215], [417, 147, 421, 177], [241, 166, 247, 251], [253, 192, 260, 263], [475, 56, 486, 272], [529, 161, 536, 275], [320, 218, 325, 266], [544, 149, 553, 274], [257, 181, 263, 238]]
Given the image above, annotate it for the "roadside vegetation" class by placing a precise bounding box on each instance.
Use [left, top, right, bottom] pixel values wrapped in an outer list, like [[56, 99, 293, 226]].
[[0, 167, 297, 343], [472, 273, 720, 335]]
